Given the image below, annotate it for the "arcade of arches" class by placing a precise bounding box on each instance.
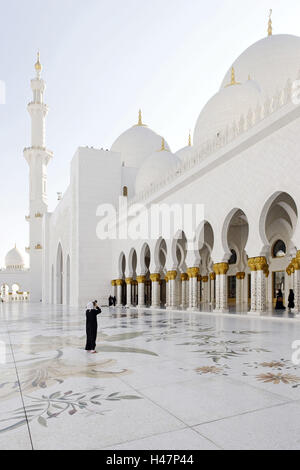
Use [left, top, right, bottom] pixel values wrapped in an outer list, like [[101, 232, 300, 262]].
[[111, 193, 300, 314]]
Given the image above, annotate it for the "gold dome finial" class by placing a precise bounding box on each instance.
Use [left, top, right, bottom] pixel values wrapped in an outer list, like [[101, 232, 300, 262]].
[[35, 51, 42, 75], [268, 9, 273, 36], [138, 109, 142, 125], [160, 137, 165, 151], [188, 130, 192, 147], [225, 67, 241, 87]]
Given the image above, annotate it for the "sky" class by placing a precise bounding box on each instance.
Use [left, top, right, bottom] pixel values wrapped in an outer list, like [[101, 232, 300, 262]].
[[1, 0, 300, 267]]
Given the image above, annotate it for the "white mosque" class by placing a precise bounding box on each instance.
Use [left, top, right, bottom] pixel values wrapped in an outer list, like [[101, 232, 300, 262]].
[[2, 14, 300, 315]]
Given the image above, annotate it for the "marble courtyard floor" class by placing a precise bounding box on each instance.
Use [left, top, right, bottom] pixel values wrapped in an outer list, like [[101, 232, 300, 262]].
[[1, 304, 300, 450]]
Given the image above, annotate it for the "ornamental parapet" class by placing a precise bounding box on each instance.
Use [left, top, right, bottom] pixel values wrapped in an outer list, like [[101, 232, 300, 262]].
[[213, 263, 229, 275], [150, 274, 161, 283], [187, 267, 199, 279]]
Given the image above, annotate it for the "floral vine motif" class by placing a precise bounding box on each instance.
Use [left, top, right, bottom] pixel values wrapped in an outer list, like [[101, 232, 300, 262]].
[[195, 366, 224, 375], [256, 373, 300, 385], [0, 388, 143, 434]]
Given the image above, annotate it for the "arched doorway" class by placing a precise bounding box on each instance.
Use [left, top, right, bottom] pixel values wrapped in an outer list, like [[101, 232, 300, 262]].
[[56, 244, 63, 304], [260, 192, 298, 308], [223, 209, 249, 308]]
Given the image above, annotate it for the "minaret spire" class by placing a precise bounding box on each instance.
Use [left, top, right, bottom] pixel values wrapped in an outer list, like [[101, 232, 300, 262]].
[[23, 53, 53, 302], [160, 137, 166, 151], [268, 9, 273, 36]]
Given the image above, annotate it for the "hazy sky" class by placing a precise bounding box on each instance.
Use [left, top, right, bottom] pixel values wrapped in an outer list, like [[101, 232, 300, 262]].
[[1, 0, 300, 267]]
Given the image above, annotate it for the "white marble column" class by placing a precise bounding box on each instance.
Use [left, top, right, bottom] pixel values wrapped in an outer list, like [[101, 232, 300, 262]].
[[187, 268, 199, 311], [197, 276, 201, 308], [209, 273, 215, 304], [150, 274, 161, 308], [293, 258, 300, 313], [167, 271, 178, 310], [116, 280, 123, 307], [213, 264, 229, 313], [202, 277, 209, 303], [125, 278, 132, 307], [137, 276, 146, 308], [181, 274, 188, 309], [248, 257, 268, 314], [236, 272, 245, 305]]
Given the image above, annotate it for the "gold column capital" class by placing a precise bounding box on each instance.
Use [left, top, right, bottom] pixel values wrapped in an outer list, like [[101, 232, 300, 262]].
[[167, 270, 177, 281], [236, 272, 246, 280], [137, 275, 146, 284], [150, 273, 161, 283], [111, 280, 117, 287], [296, 251, 300, 260], [293, 258, 300, 271], [125, 278, 133, 285], [116, 279, 123, 286], [209, 272, 216, 281], [248, 258, 257, 272], [202, 276, 209, 283], [197, 275, 202, 282], [256, 256, 268, 271], [187, 267, 199, 279], [181, 273, 188, 282], [213, 263, 229, 275]]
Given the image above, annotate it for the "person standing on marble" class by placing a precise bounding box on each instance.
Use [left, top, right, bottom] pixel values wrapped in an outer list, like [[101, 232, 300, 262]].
[[85, 301, 101, 354], [288, 289, 295, 313]]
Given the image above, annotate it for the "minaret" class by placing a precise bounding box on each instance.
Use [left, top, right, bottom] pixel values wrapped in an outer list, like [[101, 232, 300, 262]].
[[24, 52, 53, 302]]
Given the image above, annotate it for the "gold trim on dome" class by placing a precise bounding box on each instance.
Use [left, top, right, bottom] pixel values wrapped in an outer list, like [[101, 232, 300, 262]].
[[187, 267, 199, 279], [268, 9, 273, 36], [150, 274, 161, 283], [137, 275, 146, 284], [167, 270, 177, 281], [225, 67, 241, 87]]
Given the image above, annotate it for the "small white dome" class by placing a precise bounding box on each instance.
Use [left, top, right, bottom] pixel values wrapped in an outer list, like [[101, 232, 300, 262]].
[[193, 78, 262, 149], [135, 143, 180, 194], [5, 246, 25, 269], [221, 34, 300, 97], [111, 112, 170, 168], [176, 145, 193, 162]]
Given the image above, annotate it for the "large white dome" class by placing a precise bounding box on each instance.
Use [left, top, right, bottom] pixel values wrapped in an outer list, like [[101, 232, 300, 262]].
[[111, 112, 170, 168], [194, 79, 262, 149], [221, 34, 300, 97], [135, 143, 180, 194], [5, 246, 25, 269]]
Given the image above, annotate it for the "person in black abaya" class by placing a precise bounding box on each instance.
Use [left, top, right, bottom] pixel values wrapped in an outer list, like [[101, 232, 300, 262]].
[[275, 289, 285, 310], [288, 289, 295, 313], [85, 300, 101, 353]]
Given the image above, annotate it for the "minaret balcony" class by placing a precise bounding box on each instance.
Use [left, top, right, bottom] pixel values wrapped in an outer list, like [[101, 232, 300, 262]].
[[23, 146, 53, 164]]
